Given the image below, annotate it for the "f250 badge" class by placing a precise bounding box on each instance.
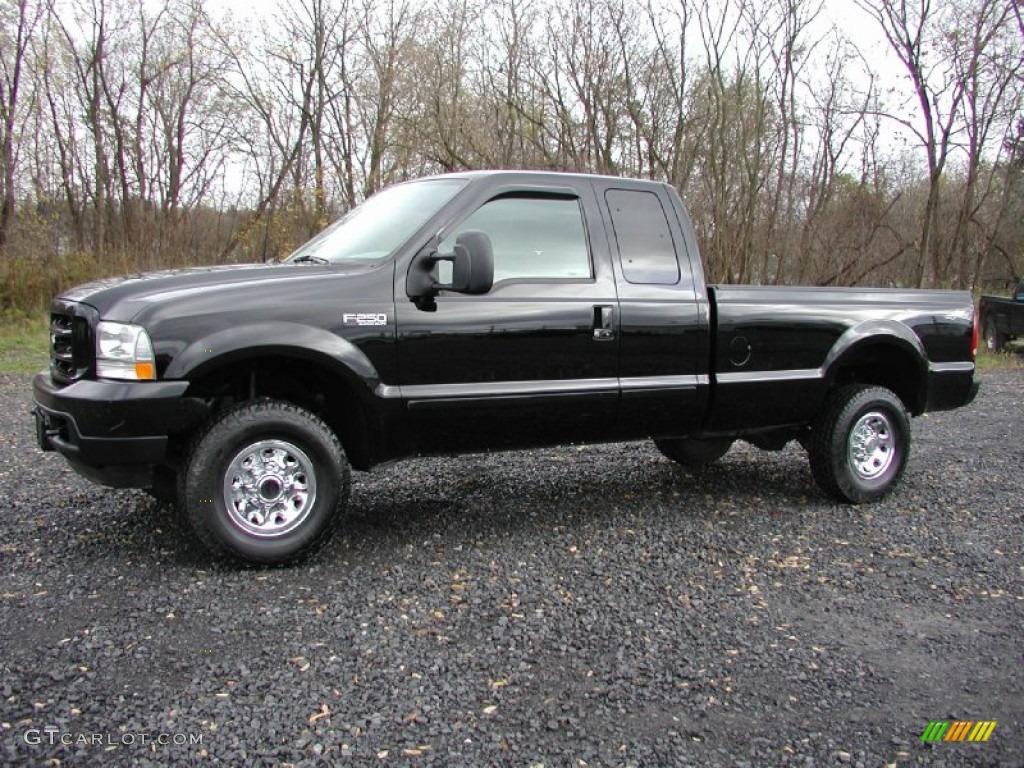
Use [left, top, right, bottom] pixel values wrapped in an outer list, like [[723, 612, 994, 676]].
[[343, 312, 388, 327]]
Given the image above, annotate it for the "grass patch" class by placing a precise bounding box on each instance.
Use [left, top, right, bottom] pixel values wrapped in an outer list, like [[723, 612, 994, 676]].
[[0, 312, 49, 374], [976, 344, 1024, 370]]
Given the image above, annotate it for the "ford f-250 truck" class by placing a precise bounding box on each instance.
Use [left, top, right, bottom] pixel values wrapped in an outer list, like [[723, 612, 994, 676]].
[[979, 278, 1024, 351], [33, 171, 979, 564]]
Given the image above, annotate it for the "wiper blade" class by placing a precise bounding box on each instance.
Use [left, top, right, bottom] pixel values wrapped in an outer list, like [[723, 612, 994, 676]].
[[291, 254, 330, 264]]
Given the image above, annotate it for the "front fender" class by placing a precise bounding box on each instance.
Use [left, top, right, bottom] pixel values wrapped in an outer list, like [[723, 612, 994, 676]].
[[162, 322, 380, 392]]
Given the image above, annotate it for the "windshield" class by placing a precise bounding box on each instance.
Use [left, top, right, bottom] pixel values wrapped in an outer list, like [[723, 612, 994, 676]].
[[286, 178, 467, 264]]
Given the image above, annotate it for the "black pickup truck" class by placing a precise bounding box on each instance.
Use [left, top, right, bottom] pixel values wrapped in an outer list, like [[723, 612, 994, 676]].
[[979, 279, 1024, 351], [33, 171, 979, 563]]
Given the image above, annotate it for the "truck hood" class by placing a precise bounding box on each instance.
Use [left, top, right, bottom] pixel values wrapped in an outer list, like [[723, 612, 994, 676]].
[[60, 262, 375, 321]]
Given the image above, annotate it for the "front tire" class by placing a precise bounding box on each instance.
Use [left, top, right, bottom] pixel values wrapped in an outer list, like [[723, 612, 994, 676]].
[[180, 399, 350, 564], [808, 385, 910, 504]]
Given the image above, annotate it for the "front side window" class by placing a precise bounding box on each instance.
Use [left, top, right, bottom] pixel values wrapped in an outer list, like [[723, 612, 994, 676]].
[[441, 195, 592, 283], [287, 178, 466, 264]]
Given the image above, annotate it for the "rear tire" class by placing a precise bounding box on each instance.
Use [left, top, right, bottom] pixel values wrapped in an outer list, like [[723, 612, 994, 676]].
[[180, 398, 349, 564], [654, 436, 734, 468], [983, 318, 1004, 352], [808, 385, 910, 504]]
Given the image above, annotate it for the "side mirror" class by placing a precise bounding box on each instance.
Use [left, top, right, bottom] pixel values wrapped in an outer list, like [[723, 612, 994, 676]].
[[407, 230, 494, 309], [445, 231, 494, 295]]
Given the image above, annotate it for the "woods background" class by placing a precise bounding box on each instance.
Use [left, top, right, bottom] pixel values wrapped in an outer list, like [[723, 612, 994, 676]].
[[1, 0, 1022, 313]]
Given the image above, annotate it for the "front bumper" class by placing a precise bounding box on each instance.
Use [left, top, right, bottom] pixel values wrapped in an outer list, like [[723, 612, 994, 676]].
[[32, 371, 208, 487]]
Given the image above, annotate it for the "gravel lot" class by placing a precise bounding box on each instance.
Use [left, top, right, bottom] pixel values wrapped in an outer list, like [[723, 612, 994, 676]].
[[1, 370, 1021, 767]]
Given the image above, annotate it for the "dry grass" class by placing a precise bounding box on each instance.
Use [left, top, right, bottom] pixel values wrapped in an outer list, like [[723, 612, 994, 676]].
[[976, 344, 1024, 370], [0, 313, 49, 374]]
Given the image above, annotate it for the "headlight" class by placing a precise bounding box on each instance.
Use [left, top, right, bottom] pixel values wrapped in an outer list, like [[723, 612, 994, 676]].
[[96, 322, 156, 380]]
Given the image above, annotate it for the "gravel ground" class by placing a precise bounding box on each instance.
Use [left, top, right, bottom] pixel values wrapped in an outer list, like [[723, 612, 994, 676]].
[[0, 370, 1021, 768]]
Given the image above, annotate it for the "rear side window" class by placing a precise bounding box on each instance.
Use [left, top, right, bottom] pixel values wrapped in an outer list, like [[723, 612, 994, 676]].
[[606, 189, 680, 285], [442, 195, 591, 283]]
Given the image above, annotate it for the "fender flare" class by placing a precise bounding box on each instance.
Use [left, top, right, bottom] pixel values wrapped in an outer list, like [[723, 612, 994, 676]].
[[165, 322, 381, 399], [821, 319, 929, 409]]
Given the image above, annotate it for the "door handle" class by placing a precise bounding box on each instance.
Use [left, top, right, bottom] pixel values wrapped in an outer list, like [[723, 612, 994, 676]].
[[593, 305, 615, 340]]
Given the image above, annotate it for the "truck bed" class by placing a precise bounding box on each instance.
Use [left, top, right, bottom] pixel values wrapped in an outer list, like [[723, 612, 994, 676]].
[[707, 284, 976, 432]]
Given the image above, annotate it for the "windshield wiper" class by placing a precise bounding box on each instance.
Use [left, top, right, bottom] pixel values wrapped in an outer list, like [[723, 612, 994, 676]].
[[292, 254, 330, 264]]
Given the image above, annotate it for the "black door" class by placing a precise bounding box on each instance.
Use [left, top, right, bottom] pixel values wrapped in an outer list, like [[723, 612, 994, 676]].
[[596, 181, 711, 439], [394, 181, 620, 455]]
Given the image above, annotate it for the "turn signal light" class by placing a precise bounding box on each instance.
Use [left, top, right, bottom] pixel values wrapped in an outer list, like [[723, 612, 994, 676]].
[[135, 362, 156, 380]]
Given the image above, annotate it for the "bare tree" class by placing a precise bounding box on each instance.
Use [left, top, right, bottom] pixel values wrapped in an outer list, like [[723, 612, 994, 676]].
[[401, 0, 479, 171], [0, 0, 44, 253], [640, 0, 697, 189], [689, 0, 780, 283], [37, 14, 87, 251], [2, 0, 1022, 309], [215, 0, 323, 257], [749, 0, 824, 284], [857, 0, 1016, 288], [943, 0, 1023, 288], [795, 36, 875, 284], [356, 0, 423, 193], [51, 0, 128, 260]]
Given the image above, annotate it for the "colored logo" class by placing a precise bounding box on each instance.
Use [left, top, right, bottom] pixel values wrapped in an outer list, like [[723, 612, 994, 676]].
[[921, 721, 997, 742]]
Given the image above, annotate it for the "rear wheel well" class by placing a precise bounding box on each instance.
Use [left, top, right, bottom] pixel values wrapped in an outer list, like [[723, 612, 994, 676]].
[[828, 343, 924, 415], [182, 356, 373, 470]]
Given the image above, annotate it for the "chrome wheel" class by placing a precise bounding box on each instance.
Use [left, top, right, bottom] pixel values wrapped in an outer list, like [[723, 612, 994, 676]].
[[810, 385, 910, 504], [848, 411, 896, 480], [223, 439, 317, 538]]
